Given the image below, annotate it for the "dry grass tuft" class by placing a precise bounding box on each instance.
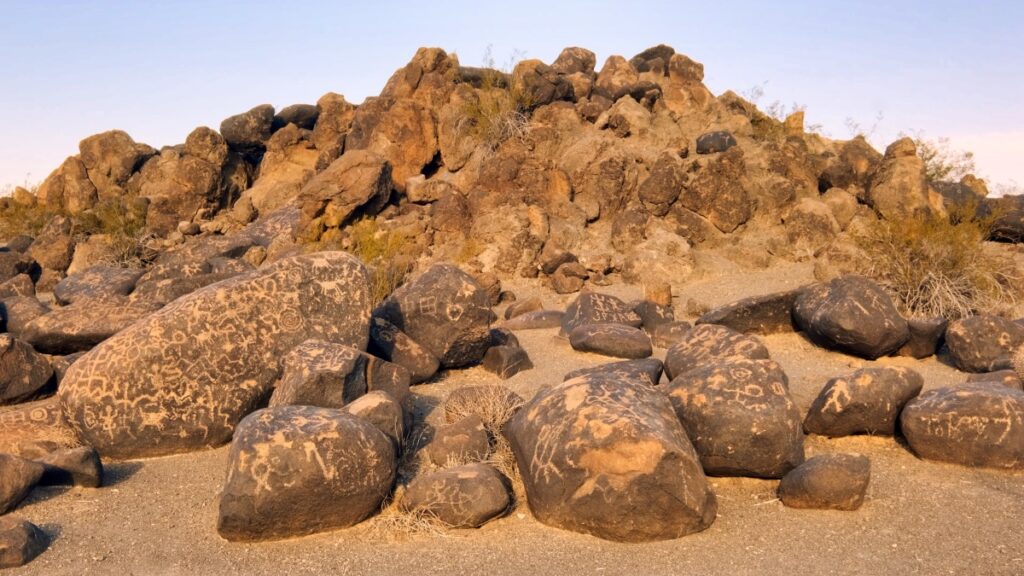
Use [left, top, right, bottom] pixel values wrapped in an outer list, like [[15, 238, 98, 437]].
[[459, 49, 532, 151], [0, 193, 52, 239], [72, 196, 153, 267], [853, 205, 1022, 319], [307, 217, 415, 305]]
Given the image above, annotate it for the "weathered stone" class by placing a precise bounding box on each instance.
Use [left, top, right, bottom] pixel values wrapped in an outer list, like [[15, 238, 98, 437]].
[[58, 253, 371, 459], [0, 252, 36, 284], [52, 265, 144, 305], [651, 320, 694, 348], [37, 446, 102, 488], [945, 315, 1024, 373], [563, 358, 663, 386], [217, 406, 396, 541], [0, 335, 55, 406], [402, 463, 510, 527], [697, 289, 802, 335], [28, 216, 75, 272], [503, 310, 564, 330], [901, 384, 1024, 469], [552, 47, 597, 75], [0, 274, 34, 299], [21, 296, 158, 355], [695, 131, 737, 154], [269, 340, 370, 408], [220, 104, 275, 152], [184, 126, 229, 167], [368, 317, 440, 385], [666, 358, 804, 478], [803, 367, 924, 437], [343, 391, 405, 452], [363, 99, 438, 193], [629, 44, 675, 74], [594, 56, 639, 101], [965, 370, 1023, 391], [274, 103, 319, 130], [299, 150, 392, 238], [482, 345, 533, 380], [36, 156, 98, 214], [778, 454, 870, 511], [506, 373, 716, 542], [896, 316, 948, 359], [866, 137, 934, 220], [78, 130, 154, 198], [426, 414, 490, 467], [375, 263, 491, 369], [0, 398, 80, 459], [0, 297, 48, 339], [511, 60, 573, 109], [569, 323, 652, 359], [504, 296, 543, 320], [130, 147, 223, 235], [560, 292, 641, 336], [783, 198, 841, 255], [664, 324, 770, 380], [793, 276, 909, 360], [637, 153, 684, 216], [633, 300, 675, 331], [49, 352, 85, 384], [0, 516, 47, 568], [0, 454, 44, 514], [312, 92, 357, 167], [679, 147, 751, 233]]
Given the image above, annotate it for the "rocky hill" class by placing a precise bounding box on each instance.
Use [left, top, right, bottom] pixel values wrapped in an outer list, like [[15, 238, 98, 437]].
[[1, 45, 1023, 571]]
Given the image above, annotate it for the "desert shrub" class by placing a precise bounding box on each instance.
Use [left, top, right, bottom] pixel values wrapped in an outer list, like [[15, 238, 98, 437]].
[[853, 205, 1021, 319], [442, 385, 526, 500], [0, 195, 54, 239], [71, 196, 152, 267], [912, 135, 976, 183], [459, 48, 531, 151]]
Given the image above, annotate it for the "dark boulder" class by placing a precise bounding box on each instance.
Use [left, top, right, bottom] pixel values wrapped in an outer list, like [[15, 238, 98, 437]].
[[901, 384, 1024, 469], [778, 454, 870, 511], [401, 463, 510, 528], [504, 310, 564, 330], [664, 324, 770, 380], [269, 340, 371, 409], [273, 103, 320, 130], [0, 516, 48, 568], [563, 358, 663, 386], [52, 265, 144, 305], [0, 297, 48, 339], [697, 288, 803, 335], [0, 335, 55, 406], [506, 372, 716, 542], [0, 454, 44, 514], [220, 104, 275, 153], [896, 316, 948, 359], [375, 263, 491, 369], [21, 296, 158, 355], [37, 446, 103, 488], [944, 315, 1024, 373], [965, 370, 1023, 391], [342, 391, 405, 452], [482, 345, 533, 380], [803, 367, 924, 437], [217, 406, 396, 541], [569, 323, 653, 359], [695, 131, 737, 154], [426, 414, 491, 467], [793, 276, 909, 359], [560, 292, 641, 336], [650, 320, 693, 348], [368, 317, 440, 385], [666, 358, 804, 478]]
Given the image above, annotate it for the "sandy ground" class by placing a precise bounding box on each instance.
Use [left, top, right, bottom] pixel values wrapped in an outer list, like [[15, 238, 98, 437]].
[[12, 262, 1024, 575]]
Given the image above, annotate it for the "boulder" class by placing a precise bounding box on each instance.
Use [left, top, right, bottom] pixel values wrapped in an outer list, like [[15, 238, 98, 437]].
[[361, 99, 438, 193], [636, 153, 684, 216], [28, 216, 75, 272], [633, 300, 675, 331], [697, 289, 803, 335], [594, 56, 639, 101], [482, 345, 533, 379], [21, 296, 158, 355], [506, 372, 716, 542], [0, 454, 44, 514], [367, 317, 440, 384], [184, 126, 229, 167], [0, 516, 47, 568], [569, 323, 652, 359], [695, 131, 737, 154], [666, 358, 804, 478], [298, 150, 392, 238], [220, 104, 275, 152], [896, 316, 948, 359], [274, 103, 320, 130], [503, 296, 543, 320], [563, 358, 663, 386], [129, 147, 223, 235], [793, 276, 909, 359], [0, 398, 81, 459], [551, 47, 596, 75], [342, 391, 405, 452], [401, 463, 510, 527], [312, 92, 357, 167], [866, 137, 934, 220], [803, 367, 924, 437], [0, 297, 48, 339], [560, 292, 641, 336], [651, 321, 693, 349], [375, 263, 491, 369], [965, 370, 1022, 391], [36, 156, 98, 214], [0, 335, 55, 406], [37, 446, 103, 488], [426, 414, 490, 467], [52, 265, 144, 305], [511, 60, 573, 108], [58, 252, 371, 459], [78, 130, 153, 198], [217, 406, 396, 541], [945, 315, 1024, 373], [678, 147, 751, 233], [778, 454, 870, 511], [900, 384, 1024, 469], [0, 274, 34, 299], [503, 310, 564, 330], [664, 324, 770, 380], [269, 340, 370, 409]]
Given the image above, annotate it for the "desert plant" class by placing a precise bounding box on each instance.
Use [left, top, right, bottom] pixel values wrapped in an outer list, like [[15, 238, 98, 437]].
[[853, 205, 1022, 319], [459, 47, 532, 151], [901, 132, 976, 183], [0, 195, 54, 239], [71, 196, 153, 268]]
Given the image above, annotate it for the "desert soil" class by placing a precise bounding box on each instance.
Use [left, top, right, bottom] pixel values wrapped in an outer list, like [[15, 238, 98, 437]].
[[13, 261, 1024, 576]]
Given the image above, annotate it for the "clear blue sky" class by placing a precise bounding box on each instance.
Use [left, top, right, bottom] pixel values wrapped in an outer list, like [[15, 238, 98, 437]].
[[2, 0, 1022, 190]]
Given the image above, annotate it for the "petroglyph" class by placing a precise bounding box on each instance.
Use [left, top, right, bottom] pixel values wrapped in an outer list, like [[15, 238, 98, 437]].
[[804, 367, 923, 437], [664, 324, 769, 380], [58, 252, 371, 459]]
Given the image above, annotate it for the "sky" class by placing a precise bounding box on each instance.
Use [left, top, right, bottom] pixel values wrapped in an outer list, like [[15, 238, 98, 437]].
[[1, 0, 1021, 192]]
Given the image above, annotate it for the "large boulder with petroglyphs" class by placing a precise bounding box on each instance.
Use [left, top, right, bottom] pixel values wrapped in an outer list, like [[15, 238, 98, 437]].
[[57, 252, 372, 459], [504, 372, 717, 542], [374, 263, 491, 369], [217, 405, 396, 541], [803, 367, 923, 437], [666, 358, 805, 478], [900, 383, 1024, 470]]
